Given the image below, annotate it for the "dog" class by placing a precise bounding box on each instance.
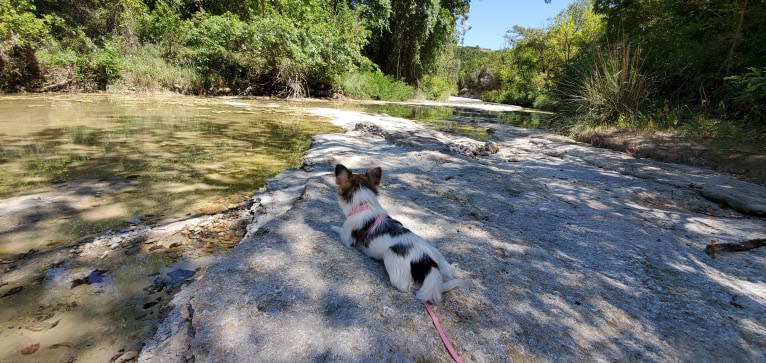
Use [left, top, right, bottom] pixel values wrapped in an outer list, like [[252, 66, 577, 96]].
[[332, 164, 467, 304]]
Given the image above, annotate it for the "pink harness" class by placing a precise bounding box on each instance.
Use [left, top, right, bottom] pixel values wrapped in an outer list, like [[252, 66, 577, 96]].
[[346, 202, 387, 235], [345, 202, 463, 362], [345, 202, 371, 217]]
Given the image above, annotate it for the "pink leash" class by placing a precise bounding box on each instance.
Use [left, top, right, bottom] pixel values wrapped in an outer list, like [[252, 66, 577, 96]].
[[423, 302, 463, 363]]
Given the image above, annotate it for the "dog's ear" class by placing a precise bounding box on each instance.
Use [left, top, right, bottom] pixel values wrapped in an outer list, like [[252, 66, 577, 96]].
[[366, 167, 382, 186], [335, 164, 351, 186]]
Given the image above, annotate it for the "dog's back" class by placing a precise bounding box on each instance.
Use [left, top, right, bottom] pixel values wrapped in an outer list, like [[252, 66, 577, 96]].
[[334, 164, 466, 303]]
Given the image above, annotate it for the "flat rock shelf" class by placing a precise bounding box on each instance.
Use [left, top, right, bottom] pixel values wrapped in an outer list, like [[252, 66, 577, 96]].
[[140, 108, 766, 362]]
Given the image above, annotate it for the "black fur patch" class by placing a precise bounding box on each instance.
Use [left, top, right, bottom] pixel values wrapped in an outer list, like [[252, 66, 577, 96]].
[[351, 218, 376, 247], [352, 216, 411, 248], [389, 243, 412, 257], [410, 255, 438, 284], [368, 217, 410, 241]]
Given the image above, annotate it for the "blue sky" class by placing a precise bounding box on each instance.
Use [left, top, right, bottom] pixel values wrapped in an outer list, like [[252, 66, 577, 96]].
[[461, 0, 574, 50]]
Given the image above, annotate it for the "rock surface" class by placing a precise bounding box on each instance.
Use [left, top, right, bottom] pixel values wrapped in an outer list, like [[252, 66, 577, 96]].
[[140, 109, 766, 362]]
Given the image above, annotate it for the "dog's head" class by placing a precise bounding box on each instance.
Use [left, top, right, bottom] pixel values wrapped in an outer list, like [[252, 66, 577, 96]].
[[334, 164, 381, 203]]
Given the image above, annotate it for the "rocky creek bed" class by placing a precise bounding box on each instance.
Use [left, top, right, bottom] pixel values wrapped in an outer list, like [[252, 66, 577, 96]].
[[133, 107, 766, 362]]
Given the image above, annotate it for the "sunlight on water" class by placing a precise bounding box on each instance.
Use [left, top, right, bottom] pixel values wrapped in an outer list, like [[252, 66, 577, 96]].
[[0, 94, 337, 256], [0, 94, 338, 363]]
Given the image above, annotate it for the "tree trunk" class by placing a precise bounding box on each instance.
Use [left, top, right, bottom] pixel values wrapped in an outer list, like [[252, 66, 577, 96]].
[[722, 0, 748, 77]]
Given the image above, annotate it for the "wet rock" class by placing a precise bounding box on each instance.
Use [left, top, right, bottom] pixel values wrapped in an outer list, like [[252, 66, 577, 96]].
[[126, 217, 141, 225], [166, 268, 197, 283], [144, 268, 199, 295]]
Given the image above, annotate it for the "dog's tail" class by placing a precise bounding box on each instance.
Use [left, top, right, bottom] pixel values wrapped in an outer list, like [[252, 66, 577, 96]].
[[441, 278, 469, 293], [416, 270, 468, 304]]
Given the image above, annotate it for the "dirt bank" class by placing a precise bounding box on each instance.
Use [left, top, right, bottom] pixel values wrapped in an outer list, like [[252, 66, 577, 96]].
[[577, 128, 766, 187]]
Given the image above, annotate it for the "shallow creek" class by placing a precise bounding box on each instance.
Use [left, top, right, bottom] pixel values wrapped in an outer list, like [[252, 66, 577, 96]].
[[0, 94, 338, 362]]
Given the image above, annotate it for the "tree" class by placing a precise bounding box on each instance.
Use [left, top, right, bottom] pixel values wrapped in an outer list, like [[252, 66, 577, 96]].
[[1, 0, 50, 90], [365, 0, 469, 83], [593, 0, 766, 109]]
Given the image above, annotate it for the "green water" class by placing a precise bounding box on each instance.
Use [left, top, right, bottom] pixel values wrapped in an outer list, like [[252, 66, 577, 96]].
[[0, 94, 339, 363], [0, 94, 337, 256]]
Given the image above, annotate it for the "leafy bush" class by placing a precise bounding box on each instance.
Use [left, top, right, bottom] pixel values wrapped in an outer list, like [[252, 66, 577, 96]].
[[340, 71, 414, 101], [0, 0, 51, 90], [89, 44, 123, 89], [37, 44, 124, 91], [726, 67, 766, 124], [418, 75, 455, 101], [117, 45, 202, 93]]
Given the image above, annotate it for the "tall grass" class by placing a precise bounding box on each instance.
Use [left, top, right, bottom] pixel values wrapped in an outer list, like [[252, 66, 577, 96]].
[[116, 45, 203, 93], [552, 44, 651, 134], [340, 71, 414, 101]]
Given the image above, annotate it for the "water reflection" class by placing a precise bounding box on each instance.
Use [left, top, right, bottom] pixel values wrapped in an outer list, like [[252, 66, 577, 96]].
[[0, 94, 337, 363], [0, 94, 337, 256]]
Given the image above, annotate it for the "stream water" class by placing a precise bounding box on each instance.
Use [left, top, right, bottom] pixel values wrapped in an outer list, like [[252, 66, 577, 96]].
[[0, 94, 338, 362], [0, 94, 541, 362]]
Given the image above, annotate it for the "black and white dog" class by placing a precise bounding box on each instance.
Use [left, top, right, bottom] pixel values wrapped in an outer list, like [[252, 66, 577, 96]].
[[332, 164, 466, 303]]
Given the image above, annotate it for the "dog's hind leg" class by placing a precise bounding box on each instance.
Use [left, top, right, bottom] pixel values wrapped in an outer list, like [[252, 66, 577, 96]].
[[383, 250, 412, 293]]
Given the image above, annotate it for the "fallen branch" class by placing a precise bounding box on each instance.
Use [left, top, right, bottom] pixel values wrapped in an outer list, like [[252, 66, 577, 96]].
[[705, 238, 766, 258]]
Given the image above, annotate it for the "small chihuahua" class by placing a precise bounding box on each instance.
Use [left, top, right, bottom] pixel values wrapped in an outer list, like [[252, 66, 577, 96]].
[[332, 164, 466, 304]]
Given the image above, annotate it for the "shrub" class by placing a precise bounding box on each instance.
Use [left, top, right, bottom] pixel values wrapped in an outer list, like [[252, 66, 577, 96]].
[[340, 71, 414, 101], [418, 75, 455, 101], [117, 45, 202, 93], [553, 43, 651, 133], [89, 44, 123, 90], [0, 0, 50, 90], [725, 67, 766, 124]]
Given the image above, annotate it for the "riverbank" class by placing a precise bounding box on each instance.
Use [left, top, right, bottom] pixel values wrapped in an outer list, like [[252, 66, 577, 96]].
[[140, 107, 765, 361], [576, 127, 766, 186]]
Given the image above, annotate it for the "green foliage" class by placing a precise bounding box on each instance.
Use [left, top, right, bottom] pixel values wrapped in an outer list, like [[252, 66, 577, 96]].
[[3, 0, 466, 97], [469, 1, 603, 108], [553, 43, 651, 132], [593, 0, 766, 118], [117, 44, 203, 92], [0, 0, 51, 90], [88, 43, 123, 89], [418, 74, 455, 101], [455, 47, 498, 97], [725, 67, 766, 123], [138, 0, 185, 57], [174, 3, 368, 96], [340, 70, 414, 101], [365, 0, 469, 83]]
